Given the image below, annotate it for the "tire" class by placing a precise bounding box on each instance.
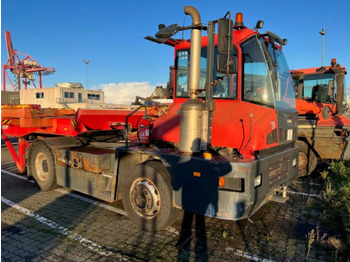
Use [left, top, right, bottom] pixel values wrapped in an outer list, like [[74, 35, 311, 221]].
[[296, 140, 317, 177], [30, 141, 57, 191], [121, 161, 180, 231]]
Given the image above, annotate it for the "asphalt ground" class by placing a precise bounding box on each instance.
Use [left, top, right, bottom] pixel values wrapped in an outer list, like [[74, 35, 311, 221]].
[[1, 144, 335, 261]]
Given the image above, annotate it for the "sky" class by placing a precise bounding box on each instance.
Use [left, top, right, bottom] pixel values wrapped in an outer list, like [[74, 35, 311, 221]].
[[1, 0, 350, 104]]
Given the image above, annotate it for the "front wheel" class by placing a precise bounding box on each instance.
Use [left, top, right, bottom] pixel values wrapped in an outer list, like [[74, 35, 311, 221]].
[[296, 140, 317, 177], [30, 140, 57, 191], [122, 161, 180, 231]]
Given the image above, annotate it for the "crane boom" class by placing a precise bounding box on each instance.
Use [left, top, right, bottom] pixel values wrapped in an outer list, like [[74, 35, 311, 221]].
[[5, 31, 16, 67], [2, 31, 55, 91]]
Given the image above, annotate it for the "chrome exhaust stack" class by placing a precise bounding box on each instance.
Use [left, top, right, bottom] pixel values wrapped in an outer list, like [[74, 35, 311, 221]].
[[184, 6, 201, 100], [179, 6, 204, 154]]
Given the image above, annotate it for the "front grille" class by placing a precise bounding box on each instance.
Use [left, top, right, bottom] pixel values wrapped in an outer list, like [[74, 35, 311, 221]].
[[268, 156, 289, 187]]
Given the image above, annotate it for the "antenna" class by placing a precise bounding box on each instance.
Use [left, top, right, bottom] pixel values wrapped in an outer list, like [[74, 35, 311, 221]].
[[83, 59, 90, 89], [182, 16, 186, 40], [319, 28, 326, 67]]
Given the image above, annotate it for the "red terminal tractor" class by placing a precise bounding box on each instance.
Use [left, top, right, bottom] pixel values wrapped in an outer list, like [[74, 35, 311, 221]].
[[2, 6, 299, 231]]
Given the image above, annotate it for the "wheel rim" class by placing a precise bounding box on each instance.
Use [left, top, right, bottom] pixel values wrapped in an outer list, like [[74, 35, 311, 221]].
[[130, 178, 160, 219], [35, 152, 49, 181], [298, 151, 308, 171]]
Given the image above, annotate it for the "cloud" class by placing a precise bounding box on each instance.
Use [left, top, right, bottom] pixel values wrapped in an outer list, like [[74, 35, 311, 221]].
[[100, 82, 165, 104]]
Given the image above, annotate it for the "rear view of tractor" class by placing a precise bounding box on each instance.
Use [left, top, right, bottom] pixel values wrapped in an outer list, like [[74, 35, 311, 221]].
[[291, 59, 350, 176]]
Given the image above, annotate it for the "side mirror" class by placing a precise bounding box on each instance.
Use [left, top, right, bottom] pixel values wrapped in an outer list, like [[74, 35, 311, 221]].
[[217, 18, 233, 54], [255, 20, 264, 30], [334, 93, 339, 102], [216, 54, 237, 74], [155, 24, 181, 39], [322, 106, 330, 120], [327, 80, 335, 97]]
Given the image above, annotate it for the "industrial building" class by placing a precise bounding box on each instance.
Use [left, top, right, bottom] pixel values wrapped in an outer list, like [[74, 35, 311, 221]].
[[1, 91, 20, 105], [19, 83, 104, 109]]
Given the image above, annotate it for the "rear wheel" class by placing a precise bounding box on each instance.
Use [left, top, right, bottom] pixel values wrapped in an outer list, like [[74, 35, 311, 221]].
[[122, 161, 180, 231], [296, 140, 317, 177], [30, 141, 57, 191]]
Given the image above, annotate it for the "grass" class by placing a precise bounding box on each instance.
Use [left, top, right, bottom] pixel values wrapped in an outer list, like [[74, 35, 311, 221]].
[[318, 160, 350, 209], [315, 160, 350, 260]]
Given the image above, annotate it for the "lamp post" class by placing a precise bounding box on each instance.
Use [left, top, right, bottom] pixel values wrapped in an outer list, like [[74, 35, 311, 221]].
[[83, 59, 90, 89], [319, 29, 326, 67]]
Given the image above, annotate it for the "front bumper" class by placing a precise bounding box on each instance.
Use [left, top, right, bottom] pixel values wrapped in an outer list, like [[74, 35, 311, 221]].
[[161, 146, 299, 221]]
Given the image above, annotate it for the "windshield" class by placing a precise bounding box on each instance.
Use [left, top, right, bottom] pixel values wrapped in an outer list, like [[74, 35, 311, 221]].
[[294, 73, 335, 103], [176, 48, 237, 99], [343, 77, 347, 106], [241, 37, 275, 108], [263, 39, 296, 110]]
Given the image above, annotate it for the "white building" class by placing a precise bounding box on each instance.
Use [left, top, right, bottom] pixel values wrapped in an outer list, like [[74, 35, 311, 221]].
[[20, 83, 104, 110]]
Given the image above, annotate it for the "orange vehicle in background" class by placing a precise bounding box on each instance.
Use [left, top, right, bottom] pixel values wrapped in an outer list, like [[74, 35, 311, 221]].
[[291, 59, 350, 176]]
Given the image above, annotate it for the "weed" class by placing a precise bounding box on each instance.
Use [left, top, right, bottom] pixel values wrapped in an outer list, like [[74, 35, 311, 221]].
[[315, 226, 327, 243], [316, 161, 350, 236], [326, 236, 343, 251], [325, 236, 345, 261], [306, 197, 313, 209], [222, 230, 228, 239], [305, 226, 329, 261], [305, 228, 315, 260], [320, 170, 328, 180]]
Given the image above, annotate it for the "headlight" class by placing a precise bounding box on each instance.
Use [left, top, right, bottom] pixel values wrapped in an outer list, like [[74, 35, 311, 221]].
[[254, 174, 262, 187]]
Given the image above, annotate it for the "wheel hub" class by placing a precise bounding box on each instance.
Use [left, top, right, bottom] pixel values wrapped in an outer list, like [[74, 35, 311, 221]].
[[130, 178, 160, 218], [298, 151, 308, 171], [35, 152, 49, 181]]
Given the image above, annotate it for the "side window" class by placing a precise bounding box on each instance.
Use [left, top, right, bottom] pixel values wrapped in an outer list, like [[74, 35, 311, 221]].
[[88, 94, 100, 100], [176, 51, 189, 97], [35, 92, 44, 99], [64, 92, 75, 99], [175, 47, 237, 99]]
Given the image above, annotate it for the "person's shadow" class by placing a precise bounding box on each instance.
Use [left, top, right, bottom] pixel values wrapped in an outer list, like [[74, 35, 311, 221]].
[[161, 140, 232, 261], [176, 211, 208, 261]]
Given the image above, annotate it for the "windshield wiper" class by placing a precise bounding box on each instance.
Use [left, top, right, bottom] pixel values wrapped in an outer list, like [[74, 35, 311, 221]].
[[260, 31, 287, 68], [260, 39, 279, 93], [265, 31, 286, 46]]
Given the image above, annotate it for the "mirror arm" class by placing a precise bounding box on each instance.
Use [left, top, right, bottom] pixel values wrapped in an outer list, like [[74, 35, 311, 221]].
[[180, 25, 207, 31], [226, 12, 232, 75]]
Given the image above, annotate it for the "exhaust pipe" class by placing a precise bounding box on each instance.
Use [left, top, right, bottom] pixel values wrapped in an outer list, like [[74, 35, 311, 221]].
[[184, 6, 201, 100], [179, 6, 204, 154]]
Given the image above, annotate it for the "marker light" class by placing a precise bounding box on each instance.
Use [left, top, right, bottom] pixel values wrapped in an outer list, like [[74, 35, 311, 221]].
[[331, 58, 337, 66], [254, 174, 262, 187], [203, 152, 212, 160], [218, 177, 225, 187], [234, 12, 245, 29]]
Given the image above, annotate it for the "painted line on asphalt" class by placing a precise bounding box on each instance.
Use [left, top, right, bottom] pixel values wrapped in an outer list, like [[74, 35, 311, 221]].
[[1, 169, 288, 260], [2, 169, 179, 234], [1, 170, 35, 183], [1, 142, 18, 148], [54, 188, 128, 216], [233, 249, 277, 262], [1, 196, 132, 260], [2, 170, 127, 215]]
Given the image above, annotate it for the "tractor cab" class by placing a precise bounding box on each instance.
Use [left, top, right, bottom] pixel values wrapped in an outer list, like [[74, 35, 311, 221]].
[[291, 59, 348, 118], [148, 12, 298, 159]]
